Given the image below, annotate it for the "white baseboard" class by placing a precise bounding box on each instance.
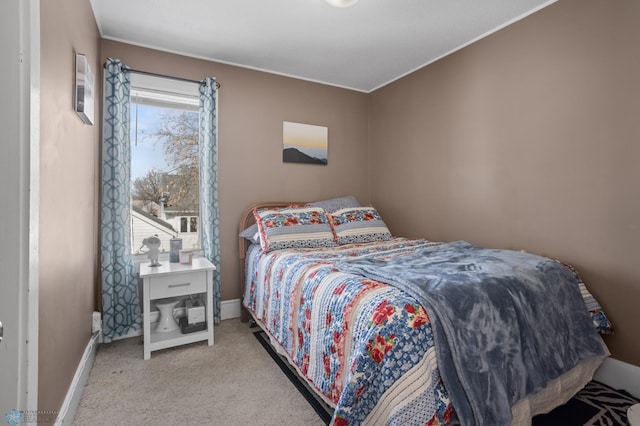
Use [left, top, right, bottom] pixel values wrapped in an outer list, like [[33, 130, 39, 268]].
[[55, 332, 100, 425], [594, 357, 640, 398], [220, 298, 241, 320]]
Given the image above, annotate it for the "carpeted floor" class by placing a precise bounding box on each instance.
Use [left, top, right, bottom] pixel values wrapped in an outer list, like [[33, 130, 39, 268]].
[[73, 319, 324, 426], [76, 320, 638, 426]]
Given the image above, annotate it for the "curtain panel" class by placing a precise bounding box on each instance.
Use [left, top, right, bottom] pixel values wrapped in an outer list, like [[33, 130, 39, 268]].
[[199, 78, 222, 323], [100, 58, 141, 342]]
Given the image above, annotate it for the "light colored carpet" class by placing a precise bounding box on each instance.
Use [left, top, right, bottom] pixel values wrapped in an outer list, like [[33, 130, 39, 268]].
[[73, 319, 325, 425]]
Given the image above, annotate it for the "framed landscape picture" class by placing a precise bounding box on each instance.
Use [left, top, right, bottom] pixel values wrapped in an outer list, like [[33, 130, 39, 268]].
[[283, 121, 328, 165]]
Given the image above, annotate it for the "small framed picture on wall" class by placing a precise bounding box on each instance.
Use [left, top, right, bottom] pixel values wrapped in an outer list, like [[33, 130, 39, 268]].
[[74, 53, 95, 125]]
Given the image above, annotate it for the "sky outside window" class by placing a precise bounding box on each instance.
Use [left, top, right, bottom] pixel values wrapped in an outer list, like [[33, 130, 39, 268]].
[[131, 103, 178, 180]]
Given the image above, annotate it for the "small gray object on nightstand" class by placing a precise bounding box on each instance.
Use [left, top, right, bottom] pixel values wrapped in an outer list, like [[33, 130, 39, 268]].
[[169, 238, 182, 263]]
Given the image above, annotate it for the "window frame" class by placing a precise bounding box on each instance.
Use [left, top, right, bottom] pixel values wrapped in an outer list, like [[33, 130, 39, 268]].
[[129, 73, 202, 263]]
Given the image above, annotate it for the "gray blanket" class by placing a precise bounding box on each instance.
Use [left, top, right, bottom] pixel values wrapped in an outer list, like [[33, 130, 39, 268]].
[[336, 241, 604, 426]]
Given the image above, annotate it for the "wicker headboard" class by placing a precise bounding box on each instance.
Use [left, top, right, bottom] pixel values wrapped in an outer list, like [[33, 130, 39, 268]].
[[238, 201, 307, 321]]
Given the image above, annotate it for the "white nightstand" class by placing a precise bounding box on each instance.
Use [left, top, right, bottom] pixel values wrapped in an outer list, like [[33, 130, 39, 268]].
[[140, 257, 216, 360]]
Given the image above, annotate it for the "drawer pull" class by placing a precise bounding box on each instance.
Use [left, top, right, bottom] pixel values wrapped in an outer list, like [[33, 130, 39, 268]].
[[168, 283, 191, 288]]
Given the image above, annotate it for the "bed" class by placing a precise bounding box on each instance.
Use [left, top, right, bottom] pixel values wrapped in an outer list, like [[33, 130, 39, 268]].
[[239, 199, 612, 426]]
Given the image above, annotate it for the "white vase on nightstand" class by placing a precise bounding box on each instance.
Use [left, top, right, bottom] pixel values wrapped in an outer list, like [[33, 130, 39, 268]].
[[154, 298, 179, 333]]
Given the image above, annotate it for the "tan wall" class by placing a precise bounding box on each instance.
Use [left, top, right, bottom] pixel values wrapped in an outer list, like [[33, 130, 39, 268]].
[[101, 40, 371, 301], [39, 0, 100, 413], [369, 0, 640, 366]]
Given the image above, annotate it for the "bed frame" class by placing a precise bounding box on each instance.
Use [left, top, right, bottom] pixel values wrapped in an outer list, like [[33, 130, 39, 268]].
[[238, 201, 307, 322]]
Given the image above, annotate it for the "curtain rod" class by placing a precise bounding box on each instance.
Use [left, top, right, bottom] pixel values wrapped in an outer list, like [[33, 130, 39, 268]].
[[129, 68, 221, 90], [107, 63, 221, 89]]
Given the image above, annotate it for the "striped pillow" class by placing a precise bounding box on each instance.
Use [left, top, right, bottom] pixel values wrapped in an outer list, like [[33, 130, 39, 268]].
[[330, 207, 392, 245], [307, 196, 361, 213], [254, 206, 337, 252]]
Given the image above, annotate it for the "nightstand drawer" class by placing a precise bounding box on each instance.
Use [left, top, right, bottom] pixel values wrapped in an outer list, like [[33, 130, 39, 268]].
[[148, 271, 207, 299]]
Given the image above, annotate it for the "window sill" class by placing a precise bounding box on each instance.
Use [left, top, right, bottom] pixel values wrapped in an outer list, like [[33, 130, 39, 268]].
[[134, 250, 204, 272]]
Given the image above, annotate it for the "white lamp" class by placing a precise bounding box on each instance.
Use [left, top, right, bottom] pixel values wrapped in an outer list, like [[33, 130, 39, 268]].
[[325, 0, 359, 7]]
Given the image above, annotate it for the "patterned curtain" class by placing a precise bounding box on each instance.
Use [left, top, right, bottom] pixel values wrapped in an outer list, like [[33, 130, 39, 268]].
[[199, 78, 221, 323], [100, 58, 141, 342]]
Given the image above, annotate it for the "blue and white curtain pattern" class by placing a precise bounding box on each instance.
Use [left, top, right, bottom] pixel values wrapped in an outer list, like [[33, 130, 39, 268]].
[[199, 78, 221, 324], [100, 58, 141, 342]]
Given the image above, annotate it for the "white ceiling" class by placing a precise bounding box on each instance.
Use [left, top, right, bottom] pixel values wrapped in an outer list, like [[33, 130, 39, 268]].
[[90, 0, 555, 93]]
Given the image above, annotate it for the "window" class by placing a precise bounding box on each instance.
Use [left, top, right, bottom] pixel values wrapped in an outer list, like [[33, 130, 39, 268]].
[[129, 74, 201, 254], [179, 216, 198, 233]]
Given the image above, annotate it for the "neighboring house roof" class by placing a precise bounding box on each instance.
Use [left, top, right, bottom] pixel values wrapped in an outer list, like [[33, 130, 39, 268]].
[[132, 206, 177, 233], [163, 208, 198, 216]]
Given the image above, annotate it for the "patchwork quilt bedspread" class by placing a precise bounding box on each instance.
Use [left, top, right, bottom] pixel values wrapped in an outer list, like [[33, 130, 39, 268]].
[[243, 238, 611, 426]]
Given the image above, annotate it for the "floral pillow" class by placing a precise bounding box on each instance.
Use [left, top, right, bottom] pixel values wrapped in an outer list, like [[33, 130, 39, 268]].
[[329, 206, 392, 245], [254, 206, 337, 252]]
